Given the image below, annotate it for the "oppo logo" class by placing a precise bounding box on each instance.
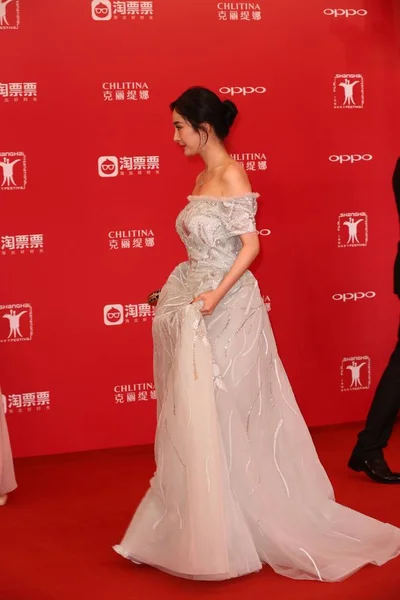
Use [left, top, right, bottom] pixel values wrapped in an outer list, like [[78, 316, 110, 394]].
[[324, 9, 367, 18], [329, 154, 372, 164], [332, 291, 376, 302], [219, 86, 267, 96], [257, 228, 271, 236]]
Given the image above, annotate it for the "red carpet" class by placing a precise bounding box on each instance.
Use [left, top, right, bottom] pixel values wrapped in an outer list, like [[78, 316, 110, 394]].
[[1, 422, 400, 600]]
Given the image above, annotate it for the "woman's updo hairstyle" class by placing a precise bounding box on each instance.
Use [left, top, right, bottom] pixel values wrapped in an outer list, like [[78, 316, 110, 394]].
[[170, 86, 238, 142]]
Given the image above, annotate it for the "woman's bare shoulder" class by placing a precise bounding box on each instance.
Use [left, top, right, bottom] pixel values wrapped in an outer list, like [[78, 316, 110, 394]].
[[220, 161, 252, 196]]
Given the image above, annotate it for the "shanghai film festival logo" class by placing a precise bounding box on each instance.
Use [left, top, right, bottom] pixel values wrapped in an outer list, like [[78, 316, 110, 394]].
[[333, 74, 364, 109], [0, 303, 33, 343], [91, 1, 154, 21], [337, 212, 368, 248], [341, 356, 371, 392], [0, 0, 20, 29], [0, 152, 27, 191]]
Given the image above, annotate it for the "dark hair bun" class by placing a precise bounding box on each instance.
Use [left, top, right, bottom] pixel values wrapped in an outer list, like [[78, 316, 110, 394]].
[[170, 87, 238, 140], [222, 100, 238, 128]]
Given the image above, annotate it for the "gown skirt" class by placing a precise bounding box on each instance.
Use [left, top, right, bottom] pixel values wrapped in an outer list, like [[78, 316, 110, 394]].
[[114, 193, 400, 581]]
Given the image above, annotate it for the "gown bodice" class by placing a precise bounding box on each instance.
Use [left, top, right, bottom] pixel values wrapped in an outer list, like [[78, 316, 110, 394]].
[[175, 193, 260, 274]]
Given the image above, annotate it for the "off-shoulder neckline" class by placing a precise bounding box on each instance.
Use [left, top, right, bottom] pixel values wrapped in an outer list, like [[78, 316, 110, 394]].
[[187, 192, 260, 202]]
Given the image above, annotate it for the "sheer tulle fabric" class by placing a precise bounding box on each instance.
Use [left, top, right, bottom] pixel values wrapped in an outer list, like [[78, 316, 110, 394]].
[[114, 194, 400, 580], [0, 391, 17, 496]]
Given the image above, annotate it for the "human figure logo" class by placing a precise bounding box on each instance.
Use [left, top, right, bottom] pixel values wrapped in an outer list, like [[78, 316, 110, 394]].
[[0, 0, 19, 29], [0, 156, 20, 187], [337, 213, 368, 248], [0, 152, 27, 190], [341, 356, 371, 391], [3, 308, 27, 338], [0, 303, 33, 343], [333, 74, 364, 109]]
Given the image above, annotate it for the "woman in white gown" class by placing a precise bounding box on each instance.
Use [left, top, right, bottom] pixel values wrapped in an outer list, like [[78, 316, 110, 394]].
[[0, 388, 17, 506], [114, 87, 400, 581]]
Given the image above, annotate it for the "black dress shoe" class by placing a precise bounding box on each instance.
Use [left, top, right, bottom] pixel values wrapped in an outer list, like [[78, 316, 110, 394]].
[[348, 455, 400, 483]]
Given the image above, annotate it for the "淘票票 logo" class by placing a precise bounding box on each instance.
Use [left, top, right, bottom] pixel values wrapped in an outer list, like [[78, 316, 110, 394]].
[[104, 304, 124, 326], [332, 291, 376, 302], [217, 2, 262, 21], [220, 86, 266, 96], [337, 212, 368, 248], [92, 0, 112, 20], [0, 303, 33, 342], [108, 229, 155, 250], [114, 382, 156, 404], [104, 303, 155, 326], [3, 390, 51, 413], [0, 152, 27, 190], [329, 154, 372, 164], [98, 156, 119, 177], [91, 0, 154, 21], [323, 9, 367, 18], [102, 81, 150, 101], [333, 74, 364, 109], [0, 0, 20, 29], [341, 356, 371, 391], [0, 82, 37, 102], [230, 152, 267, 171], [1, 233, 44, 255], [98, 155, 160, 177]]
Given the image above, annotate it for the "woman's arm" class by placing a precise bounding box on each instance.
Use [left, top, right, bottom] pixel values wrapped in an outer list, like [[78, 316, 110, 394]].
[[216, 231, 260, 296], [193, 233, 259, 315]]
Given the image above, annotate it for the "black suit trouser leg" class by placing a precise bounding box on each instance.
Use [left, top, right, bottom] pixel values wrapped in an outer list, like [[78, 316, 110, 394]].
[[354, 322, 400, 457]]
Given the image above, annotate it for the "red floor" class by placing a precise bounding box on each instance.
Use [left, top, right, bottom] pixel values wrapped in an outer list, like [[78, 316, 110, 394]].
[[1, 422, 400, 600]]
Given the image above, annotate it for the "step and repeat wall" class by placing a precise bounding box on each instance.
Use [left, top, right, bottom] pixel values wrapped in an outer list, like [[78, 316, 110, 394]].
[[1, 0, 399, 457]]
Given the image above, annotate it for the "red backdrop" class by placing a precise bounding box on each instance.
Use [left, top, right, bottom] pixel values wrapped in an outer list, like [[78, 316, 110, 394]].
[[1, 0, 399, 458]]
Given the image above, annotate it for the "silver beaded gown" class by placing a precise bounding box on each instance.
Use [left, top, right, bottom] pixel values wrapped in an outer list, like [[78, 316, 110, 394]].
[[0, 389, 17, 496], [114, 192, 400, 581]]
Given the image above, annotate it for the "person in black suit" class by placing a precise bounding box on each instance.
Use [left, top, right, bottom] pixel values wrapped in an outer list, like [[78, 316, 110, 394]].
[[348, 158, 400, 483]]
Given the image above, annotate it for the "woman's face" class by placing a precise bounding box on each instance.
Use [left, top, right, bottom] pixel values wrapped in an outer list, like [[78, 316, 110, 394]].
[[172, 110, 203, 156]]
